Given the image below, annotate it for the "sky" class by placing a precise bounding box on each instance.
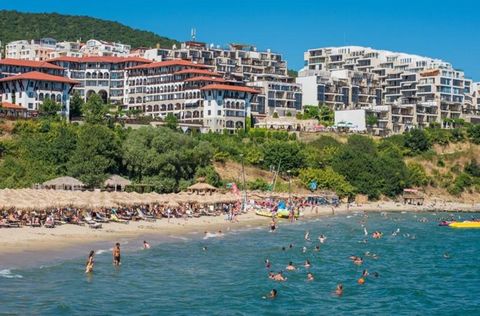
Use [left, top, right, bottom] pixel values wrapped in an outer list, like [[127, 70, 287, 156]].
[[2, 0, 479, 80]]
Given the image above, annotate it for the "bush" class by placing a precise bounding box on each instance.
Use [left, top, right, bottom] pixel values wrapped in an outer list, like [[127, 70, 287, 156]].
[[407, 163, 430, 187], [298, 167, 355, 197], [247, 178, 270, 191], [404, 129, 431, 155], [467, 124, 480, 144]]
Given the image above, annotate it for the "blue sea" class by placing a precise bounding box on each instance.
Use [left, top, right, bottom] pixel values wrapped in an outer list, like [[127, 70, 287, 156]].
[[1, 212, 479, 315]]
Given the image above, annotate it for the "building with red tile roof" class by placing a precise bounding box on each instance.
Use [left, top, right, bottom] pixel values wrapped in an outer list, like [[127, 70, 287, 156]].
[[47, 56, 151, 104], [125, 60, 258, 133], [0, 71, 78, 118]]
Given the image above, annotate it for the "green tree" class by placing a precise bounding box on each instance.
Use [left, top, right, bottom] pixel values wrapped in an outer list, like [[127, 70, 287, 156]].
[[195, 165, 222, 187], [318, 105, 334, 126], [467, 124, 480, 144], [262, 140, 304, 173], [164, 113, 178, 130], [299, 167, 355, 198], [69, 92, 84, 119], [366, 114, 378, 127], [39, 98, 62, 119], [404, 129, 431, 155], [302, 105, 320, 120], [67, 124, 120, 187], [82, 93, 109, 124], [407, 163, 430, 187]]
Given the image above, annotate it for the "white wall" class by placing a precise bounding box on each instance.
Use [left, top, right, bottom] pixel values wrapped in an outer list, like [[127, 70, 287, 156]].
[[334, 109, 366, 131], [296, 75, 318, 107]]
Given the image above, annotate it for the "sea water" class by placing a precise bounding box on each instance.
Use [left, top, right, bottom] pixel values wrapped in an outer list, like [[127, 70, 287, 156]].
[[0, 212, 479, 315]]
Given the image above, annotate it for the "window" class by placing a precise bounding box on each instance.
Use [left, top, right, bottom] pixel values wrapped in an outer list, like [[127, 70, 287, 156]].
[[217, 110, 221, 115], [28, 103, 33, 109], [208, 110, 211, 115]]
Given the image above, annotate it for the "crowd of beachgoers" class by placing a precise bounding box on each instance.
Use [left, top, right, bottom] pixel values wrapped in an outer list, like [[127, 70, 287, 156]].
[[0, 202, 245, 229], [0, 196, 322, 229]]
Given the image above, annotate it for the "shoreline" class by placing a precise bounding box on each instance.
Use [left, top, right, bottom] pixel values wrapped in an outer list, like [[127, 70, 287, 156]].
[[1, 201, 479, 269]]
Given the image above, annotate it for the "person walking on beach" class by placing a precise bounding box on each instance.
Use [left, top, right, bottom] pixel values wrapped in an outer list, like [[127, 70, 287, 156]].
[[113, 243, 121, 266], [85, 250, 95, 273]]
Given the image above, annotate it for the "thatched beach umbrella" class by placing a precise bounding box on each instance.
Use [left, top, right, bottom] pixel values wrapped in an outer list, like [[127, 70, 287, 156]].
[[43, 176, 85, 191], [104, 175, 132, 192], [187, 182, 217, 194]]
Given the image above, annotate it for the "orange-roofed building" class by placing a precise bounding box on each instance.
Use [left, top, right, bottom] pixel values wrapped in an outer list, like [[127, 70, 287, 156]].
[[125, 59, 258, 133], [47, 56, 151, 104], [0, 71, 78, 118], [0, 58, 65, 78]]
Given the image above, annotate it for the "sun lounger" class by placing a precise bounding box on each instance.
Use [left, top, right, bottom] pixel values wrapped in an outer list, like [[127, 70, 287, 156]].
[[89, 222, 102, 229], [0, 222, 12, 228]]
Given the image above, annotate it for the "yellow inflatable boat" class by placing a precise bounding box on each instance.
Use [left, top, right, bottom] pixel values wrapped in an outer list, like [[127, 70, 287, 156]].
[[449, 221, 480, 228]]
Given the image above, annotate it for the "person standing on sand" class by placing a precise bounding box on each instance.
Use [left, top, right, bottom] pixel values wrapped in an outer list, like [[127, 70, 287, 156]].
[[113, 243, 121, 266], [85, 250, 95, 273]]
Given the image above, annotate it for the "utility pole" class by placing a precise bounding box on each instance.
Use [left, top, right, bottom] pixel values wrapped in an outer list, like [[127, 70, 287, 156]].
[[240, 154, 247, 210]]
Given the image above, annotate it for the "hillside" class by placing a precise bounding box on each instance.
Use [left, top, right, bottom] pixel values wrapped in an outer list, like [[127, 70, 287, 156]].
[[0, 10, 179, 48]]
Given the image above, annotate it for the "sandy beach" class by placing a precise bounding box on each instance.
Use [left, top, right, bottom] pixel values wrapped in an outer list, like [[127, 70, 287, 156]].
[[1, 200, 479, 265]]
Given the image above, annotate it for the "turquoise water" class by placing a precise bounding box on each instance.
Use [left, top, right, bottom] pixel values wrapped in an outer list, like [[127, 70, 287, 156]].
[[1, 212, 479, 315]]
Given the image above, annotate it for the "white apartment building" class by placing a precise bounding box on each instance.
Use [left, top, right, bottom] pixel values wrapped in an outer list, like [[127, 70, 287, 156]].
[[81, 39, 131, 57], [144, 41, 288, 82], [299, 46, 476, 134], [143, 41, 294, 120], [125, 59, 258, 133], [47, 56, 151, 103], [248, 74, 302, 117], [48, 41, 83, 59], [6, 38, 57, 61], [0, 71, 78, 117]]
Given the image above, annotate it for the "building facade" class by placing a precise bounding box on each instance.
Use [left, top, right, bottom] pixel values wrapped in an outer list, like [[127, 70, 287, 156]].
[[5, 38, 57, 61], [81, 39, 131, 57], [0, 71, 78, 117], [143, 41, 296, 119], [298, 46, 477, 134], [124, 60, 258, 133], [47, 56, 151, 103], [0, 58, 65, 79]]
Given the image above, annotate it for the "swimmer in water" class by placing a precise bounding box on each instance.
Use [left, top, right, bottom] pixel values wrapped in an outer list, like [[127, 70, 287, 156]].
[[306, 272, 314, 281], [314, 245, 320, 252], [267, 289, 277, 299], [443, 252, 450, 259], [318, 234, 326, 244], [270, 219, 276, 232], [202, 246, 207, 251], [281, 246, 286, 251], [362, 269, 369, 277], [85, 250, 95, 273], [304, 260, 311, 268], [372, 272, 379, 278], [289, 244, 294, 249], [304, 231, 311, 241], [350, 256, 363, 265], [335, 284, 343, 296], [286, 262, 296, 271], [273, 272, 287, 282], [265, 259, 271, 269], [302, 246, 307, 253], [143, 240, 151, 249], [112, 242, 121, 266]]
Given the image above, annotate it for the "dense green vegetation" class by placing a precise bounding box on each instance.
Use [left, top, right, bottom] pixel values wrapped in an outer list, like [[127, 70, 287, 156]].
[[0, 10, 178, 48], [2, 94, 480, 199]]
